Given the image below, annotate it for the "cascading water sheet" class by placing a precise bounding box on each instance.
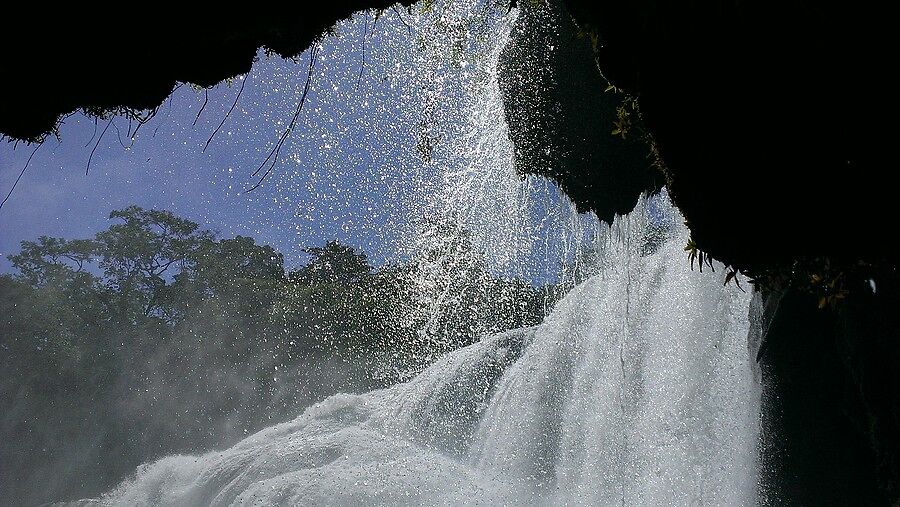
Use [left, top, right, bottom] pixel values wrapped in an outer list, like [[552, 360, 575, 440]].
[[84, 198, 760, 507], [469, 200, 760, 505]]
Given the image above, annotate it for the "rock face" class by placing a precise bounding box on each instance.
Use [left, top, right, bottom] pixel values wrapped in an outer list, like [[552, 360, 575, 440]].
[[562, 0, 897, 272], [0, 3, 413, 142], [497, 0, 662, 223], [757, 278, 900, 505]]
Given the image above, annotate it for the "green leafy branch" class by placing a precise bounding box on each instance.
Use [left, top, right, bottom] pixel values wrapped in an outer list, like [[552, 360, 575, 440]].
[[684, 237, 715, 273]]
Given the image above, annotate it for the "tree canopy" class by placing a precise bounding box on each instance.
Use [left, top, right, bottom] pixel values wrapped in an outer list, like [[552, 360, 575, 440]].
[[0, 205, 548, 506]]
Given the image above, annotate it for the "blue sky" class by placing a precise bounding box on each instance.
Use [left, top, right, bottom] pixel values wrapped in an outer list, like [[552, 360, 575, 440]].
[[0, 6, 605, 284], [0, 11, 432, 273]]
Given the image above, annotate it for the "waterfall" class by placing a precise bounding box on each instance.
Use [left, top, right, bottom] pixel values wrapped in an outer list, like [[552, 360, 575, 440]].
[[78, 198, 759, 506], [468, 208, 759, 505], [76, 3, 760, 505]]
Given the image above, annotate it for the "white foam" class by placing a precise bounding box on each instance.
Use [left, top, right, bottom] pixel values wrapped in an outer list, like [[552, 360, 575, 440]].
[[88, 204, 759, 506]]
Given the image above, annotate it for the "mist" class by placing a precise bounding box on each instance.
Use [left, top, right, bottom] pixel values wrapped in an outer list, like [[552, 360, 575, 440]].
[[0, 206, 547, 506]]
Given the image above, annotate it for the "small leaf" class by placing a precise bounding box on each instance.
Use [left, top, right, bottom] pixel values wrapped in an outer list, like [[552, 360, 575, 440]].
[[724, 271, 736, 286]]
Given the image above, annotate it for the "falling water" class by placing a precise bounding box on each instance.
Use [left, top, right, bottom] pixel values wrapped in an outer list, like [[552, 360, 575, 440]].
[[77, 3, 760, 505], [82, 198, 759, 506]]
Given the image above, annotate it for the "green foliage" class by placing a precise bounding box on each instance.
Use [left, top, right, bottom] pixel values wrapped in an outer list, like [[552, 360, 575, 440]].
[[9, 236, 96, 286], [0, 205, 547, 505], [298, 240, 369, 284], [684, 237, 714, 273], [419, 0, 436, 13], [610, 94, 638, 140], [683, 235, 858, 307], [603, 88, 668, 178], [747, 257, 854, 310]]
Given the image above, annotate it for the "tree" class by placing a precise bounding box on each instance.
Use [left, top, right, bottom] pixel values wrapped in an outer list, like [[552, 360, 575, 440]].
[[9, 236, 96, 287], [0, 205, 550, 505], [296, 240, 371, 285], [93, 206, 213, 323]]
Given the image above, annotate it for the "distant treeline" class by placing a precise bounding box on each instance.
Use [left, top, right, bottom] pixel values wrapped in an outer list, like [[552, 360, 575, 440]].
[[0, 206, 548, 506]]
